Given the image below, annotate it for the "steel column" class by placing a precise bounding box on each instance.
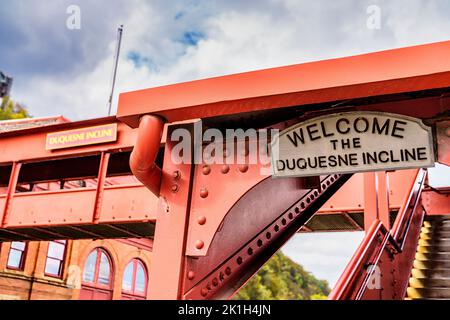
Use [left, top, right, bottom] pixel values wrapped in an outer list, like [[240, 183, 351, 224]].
[[148, 123, 195, 300], [1, 162, 22, 228], [93, 152, 110, 223], [364, 172, 378, 232]]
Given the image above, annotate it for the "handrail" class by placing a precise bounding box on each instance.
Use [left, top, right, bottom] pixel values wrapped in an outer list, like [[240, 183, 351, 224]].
[[328, 220, 383, 300], [329, 168, 427, 300]]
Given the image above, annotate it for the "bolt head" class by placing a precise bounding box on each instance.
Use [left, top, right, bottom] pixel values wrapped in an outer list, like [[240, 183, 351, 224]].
[[221, 165, 230, 174], [172, 170, 181, 180], [198, 216, 207, 225], [202, 165, 211, 175], [239, 164, 249, 173], [195, 240, 205, 250], [200, 188, 209, 198], [187, 271, 195, 280]]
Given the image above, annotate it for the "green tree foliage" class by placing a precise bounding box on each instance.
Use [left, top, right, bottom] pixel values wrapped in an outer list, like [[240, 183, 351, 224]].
[[235, 251, 330, 300], [0, 96, 30, 120]]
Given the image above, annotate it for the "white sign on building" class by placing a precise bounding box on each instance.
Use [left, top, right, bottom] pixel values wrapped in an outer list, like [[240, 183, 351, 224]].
[[270, 112, 435, 178]]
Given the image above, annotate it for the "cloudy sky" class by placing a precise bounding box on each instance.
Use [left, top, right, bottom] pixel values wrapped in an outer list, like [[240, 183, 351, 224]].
[[1, 0, 450, 288]]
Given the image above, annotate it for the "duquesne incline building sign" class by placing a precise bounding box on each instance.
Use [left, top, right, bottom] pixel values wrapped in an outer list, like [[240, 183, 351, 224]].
[[270, 112, 435, 178]]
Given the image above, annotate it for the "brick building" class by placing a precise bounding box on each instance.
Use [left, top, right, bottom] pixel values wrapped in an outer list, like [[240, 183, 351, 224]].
[[0, 116, 153, 300], [0, 238, 152, 300]]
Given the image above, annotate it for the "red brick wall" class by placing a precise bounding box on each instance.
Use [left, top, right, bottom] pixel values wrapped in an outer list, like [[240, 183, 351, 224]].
[[0, 239, 152, 300]]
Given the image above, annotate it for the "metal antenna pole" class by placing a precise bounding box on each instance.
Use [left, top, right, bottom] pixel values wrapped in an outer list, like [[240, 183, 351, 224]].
[[107, 25, 123, 116]]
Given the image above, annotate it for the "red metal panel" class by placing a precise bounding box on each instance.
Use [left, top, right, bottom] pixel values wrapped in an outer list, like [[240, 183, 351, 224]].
[[2, 184, 158, 228], [7, 188, 97, 227], [422, 188, 450, 216], [186, 138, 270, 257], [318, 170, 419, 214], [117, 41, 450, 127], [184, 174, 351, 299], [0, 118, 136, 164], [99, 184, 158, 223]]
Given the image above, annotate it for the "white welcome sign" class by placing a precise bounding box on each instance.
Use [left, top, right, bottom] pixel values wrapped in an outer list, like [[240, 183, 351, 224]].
[[271, 112, 435, 178]]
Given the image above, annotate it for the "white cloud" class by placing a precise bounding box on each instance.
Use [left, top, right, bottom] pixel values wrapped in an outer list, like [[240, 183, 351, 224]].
[[282, 232, 365, 288]]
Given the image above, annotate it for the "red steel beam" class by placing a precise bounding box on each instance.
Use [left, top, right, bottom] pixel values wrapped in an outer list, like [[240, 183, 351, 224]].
[[118, 41, 450, 127]]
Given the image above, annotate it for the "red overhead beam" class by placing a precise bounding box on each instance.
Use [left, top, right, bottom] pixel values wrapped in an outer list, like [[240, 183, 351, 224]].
[[118, 41, 450, 127]]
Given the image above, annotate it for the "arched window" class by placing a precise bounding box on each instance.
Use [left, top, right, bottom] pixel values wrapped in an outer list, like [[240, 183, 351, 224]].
[[121, 259, 148, 300], [80, 248, 114, 300]]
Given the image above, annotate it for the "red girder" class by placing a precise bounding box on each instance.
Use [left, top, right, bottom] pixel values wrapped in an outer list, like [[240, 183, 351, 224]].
[[117, 41, 450, 127]]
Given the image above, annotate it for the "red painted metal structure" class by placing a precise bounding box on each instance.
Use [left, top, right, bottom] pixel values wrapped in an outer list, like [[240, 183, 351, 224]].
[[1, 41, 450, 300]]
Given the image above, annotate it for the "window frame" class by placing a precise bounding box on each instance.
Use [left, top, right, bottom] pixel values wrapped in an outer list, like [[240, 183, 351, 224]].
[[6, 241, 28, 271], [82, 248, 114, 290], [44, 240, 68, 278], [121, 259, 148, 298]]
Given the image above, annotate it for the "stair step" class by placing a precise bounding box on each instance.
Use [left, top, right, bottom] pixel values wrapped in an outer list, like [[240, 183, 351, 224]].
[[407, 287, 450, 299], [412, 268, 450, 279], [420, 232, 450, 240], [421, 226, 450, 233], [417, 245, 450, 253], [415, 252, 450, 261], [413, 259, 450, 269], [418, 238, 450, 246], [409, 277, 450, 288]]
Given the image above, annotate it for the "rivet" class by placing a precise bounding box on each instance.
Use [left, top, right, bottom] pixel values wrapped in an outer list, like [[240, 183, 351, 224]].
[[195, 240, 205, 250], [187, 271, 195, 280], [173, 170, 181, 180], [200, 188, 209, 198], [239, 164, 249, 173], [201, 288, 208, 297], [171, 184, 179, 193], [202, 165, 211, 175], [221, 165, 230, 174], [198, 216, 207, 225]]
